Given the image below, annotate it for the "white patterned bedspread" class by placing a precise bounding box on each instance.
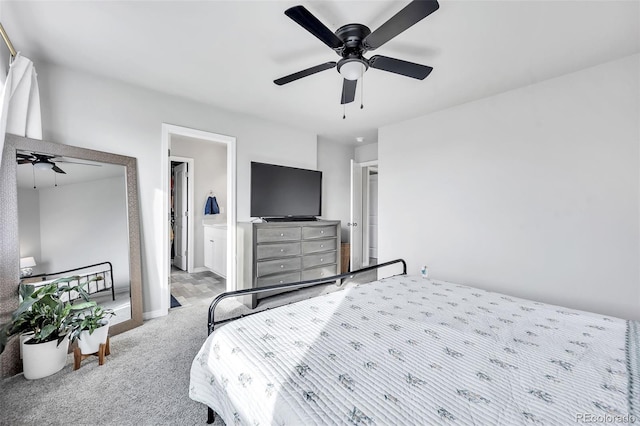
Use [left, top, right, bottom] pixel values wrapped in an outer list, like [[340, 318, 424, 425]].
[[190, 275, 639, 425]]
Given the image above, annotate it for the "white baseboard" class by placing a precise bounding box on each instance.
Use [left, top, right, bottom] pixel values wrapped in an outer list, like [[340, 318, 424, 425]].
[[143, 309, 168, 320], [191, 267, 209, 273]]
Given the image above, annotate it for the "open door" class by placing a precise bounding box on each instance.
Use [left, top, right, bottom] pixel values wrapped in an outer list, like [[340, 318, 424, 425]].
[[349, 160, 363, 271], [173, 162, 188, 271]]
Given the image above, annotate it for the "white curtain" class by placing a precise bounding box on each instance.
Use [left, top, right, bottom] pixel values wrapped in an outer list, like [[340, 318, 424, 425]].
[[0, 52, 42, 164]]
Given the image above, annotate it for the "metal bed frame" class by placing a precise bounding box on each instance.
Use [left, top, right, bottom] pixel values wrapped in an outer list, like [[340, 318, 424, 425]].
[[205, 258, 407, 424], [25, 261, 115, 301]]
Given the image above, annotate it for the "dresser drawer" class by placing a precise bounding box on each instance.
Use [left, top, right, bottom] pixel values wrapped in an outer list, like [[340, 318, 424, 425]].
[[257, 257, 302, 277], [257, 242, 301, 260], [302, 225, 336, 240], [257, 227, 301, 243], [257, 271, 301, 287], [256, 272, 301, 300], [302, 251, 336, 269], [302, 265, 338, 281], [302, 239, 335, 254]]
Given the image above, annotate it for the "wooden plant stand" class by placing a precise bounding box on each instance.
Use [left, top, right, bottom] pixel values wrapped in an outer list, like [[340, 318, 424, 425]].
[[73, 337, 110, 370]]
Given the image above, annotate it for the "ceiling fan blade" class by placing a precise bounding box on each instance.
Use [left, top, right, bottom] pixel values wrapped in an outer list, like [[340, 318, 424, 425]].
[[285, 6, 343, 50], [56, 159, 102, 167], [16, 152, 34, 159], [52, 165, 66, 174], [17, 159, 33, 164], [274, 62, 337, 86], [340, 79, 357, 105], [33, 153, 57, 160], [363, 0, 439, 50], [369, 55, 433, 80]]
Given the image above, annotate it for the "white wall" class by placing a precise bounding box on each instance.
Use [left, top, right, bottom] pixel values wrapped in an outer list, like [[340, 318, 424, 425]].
[[17, 189, 42, 273], [171, 136, 227, 269], [317, 139, 354, 242], [38, 176, 130, 291], [379, 54, 640, 320], [355, 143, 378, 163], [37, 63, 317, 315]]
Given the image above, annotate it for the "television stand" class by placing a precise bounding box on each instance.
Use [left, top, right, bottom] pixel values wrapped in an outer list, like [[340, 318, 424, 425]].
[[262, 217, 317, 222]]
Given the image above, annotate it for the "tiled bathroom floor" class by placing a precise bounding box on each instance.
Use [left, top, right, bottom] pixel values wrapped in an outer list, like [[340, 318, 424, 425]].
[[170, 266, 226, 307]]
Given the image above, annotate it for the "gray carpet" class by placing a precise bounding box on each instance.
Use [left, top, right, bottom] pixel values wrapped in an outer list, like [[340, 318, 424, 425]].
[[0, 274, 374, 426], [0, 301, 221, 426]]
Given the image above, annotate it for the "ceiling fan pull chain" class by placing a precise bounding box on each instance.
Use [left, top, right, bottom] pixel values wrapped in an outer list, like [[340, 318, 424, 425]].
[[54, 171, 57, 187], [32, 166, 36, 189], [343, 103, 346, 120], [360, 74, 364, 109]]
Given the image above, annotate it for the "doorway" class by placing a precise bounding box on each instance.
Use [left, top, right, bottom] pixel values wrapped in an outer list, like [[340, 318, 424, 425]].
[[364, 167, 378, 266], [170, 159, 192, 272], [161, 124, 237, 316], [350, 160, 379, 271]]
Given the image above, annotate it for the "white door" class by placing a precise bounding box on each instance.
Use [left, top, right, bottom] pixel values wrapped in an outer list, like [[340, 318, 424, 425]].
[[173, 163, 188, 270], [350, 160, 363, 271]]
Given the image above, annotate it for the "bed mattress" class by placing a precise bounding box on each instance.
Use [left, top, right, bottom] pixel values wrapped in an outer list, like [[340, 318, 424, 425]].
[[190, 275, 639, 425]]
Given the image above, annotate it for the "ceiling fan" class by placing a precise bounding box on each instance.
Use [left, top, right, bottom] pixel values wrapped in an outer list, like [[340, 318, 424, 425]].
[[274, 0, 439, 105], [16, 152, 100, 174]]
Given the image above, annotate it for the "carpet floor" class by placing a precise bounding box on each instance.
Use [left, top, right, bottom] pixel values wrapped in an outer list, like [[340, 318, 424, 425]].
[[1, 301, 222, 426], [0, 273, 375, 426]]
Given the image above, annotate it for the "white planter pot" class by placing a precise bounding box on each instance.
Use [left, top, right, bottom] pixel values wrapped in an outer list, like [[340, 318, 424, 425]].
[[77, 323, 109, 355], [22, 335, 69, 380], [19, 332, 35, 359]]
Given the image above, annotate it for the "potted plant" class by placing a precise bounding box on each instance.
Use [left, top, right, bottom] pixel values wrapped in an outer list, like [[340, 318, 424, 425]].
[[0, 278, 96, 379], [69, 305, 114, 355]]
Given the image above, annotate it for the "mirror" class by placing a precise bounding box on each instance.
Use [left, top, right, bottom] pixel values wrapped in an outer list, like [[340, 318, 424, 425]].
[[0, 134, 143, 377]]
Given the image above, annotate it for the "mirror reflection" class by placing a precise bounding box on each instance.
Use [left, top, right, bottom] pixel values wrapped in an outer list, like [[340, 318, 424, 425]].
[[16, 150, 132, 325]]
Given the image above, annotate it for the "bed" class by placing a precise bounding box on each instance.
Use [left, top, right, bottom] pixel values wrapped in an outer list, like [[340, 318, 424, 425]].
[[190, 260, 639, 425], [23, 261, 115, 302]]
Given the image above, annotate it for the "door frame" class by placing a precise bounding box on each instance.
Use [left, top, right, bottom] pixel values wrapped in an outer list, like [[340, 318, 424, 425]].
[[160, 124, 237, 316], [361, 161, 378, 266], [351, 160, 378, 270], [170, 156, 195, 273]]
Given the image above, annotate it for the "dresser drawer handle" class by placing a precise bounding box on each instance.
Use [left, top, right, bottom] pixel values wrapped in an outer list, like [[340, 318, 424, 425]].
[[320, 258, 323, 262], [320, 244, 324, 248], [280, 265, 284, 268], [320, 230, 324, 234], [280, 248, 284, 252], [280, 233, 284, 237], [279, 280, 284, 284]]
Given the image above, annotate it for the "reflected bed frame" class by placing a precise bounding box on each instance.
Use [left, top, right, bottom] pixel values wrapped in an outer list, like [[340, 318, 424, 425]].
[[204, 258, 407, 424], [25, 261, 116, 301]]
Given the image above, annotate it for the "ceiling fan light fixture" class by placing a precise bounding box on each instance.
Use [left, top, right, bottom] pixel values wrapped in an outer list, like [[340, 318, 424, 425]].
[[338, 59, 367, 81], [33, 162, 54, 170]]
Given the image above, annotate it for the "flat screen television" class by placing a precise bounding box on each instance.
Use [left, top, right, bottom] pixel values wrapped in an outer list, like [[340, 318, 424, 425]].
[[251, 162, 322, 220]]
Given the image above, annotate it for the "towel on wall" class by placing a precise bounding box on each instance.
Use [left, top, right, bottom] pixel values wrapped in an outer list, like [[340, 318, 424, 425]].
[[205, 196, 220, 215]]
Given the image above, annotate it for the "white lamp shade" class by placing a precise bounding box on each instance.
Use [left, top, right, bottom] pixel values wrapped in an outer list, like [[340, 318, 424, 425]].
[[20, 257, 36, 268], [339, 61, 366, 81], [34, 162, 53, 170]]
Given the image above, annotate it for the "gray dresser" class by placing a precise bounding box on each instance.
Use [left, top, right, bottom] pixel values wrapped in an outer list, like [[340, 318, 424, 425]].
[[247, 220, 341, 309]]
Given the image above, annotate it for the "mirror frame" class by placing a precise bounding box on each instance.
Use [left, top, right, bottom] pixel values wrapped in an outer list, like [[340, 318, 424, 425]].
[[0, 134, 143, 377]]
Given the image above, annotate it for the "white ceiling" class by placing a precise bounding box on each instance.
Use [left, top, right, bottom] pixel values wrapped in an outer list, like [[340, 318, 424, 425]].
[[2, 1, 639, 145]]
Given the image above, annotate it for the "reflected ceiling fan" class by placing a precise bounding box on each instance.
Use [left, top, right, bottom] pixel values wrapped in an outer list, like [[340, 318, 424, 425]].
[[274, 0, 439, 105], [16, 152, 101, 174]]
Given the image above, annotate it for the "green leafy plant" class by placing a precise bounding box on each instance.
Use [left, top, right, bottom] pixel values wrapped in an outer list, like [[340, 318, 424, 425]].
[[0, 277, 98, 354], [68, 305, 115, 343]]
